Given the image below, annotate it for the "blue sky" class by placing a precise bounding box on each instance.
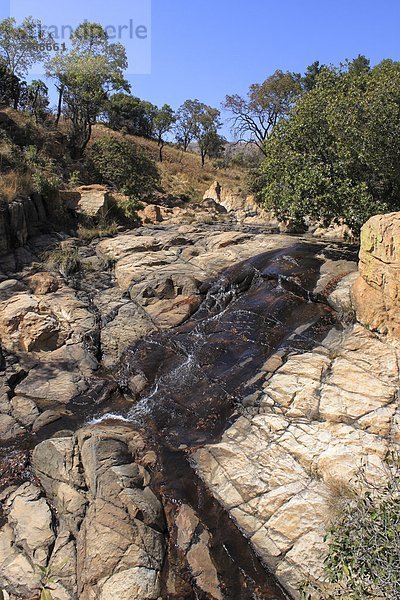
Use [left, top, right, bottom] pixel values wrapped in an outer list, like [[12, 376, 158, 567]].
[[2, 0, 400, 136]]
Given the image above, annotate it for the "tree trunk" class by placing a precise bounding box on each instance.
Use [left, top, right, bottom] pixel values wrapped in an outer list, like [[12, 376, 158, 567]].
[[55, 85, 64, 127], [80, 120, 92, 157], [159, 139, 164, 162]]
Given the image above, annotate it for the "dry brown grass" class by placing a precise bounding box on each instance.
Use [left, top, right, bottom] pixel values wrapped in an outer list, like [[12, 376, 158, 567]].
[[324, 477, 357, 523], [90, 124, 246, 202], [1, 106, 34, 128], [77, 221, 118, 241], [0, 171, 33, 202]]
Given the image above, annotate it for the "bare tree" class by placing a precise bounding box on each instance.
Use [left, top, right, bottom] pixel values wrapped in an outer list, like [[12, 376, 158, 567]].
[[153, 104, 176, 162], [224, 70, 301, 154]]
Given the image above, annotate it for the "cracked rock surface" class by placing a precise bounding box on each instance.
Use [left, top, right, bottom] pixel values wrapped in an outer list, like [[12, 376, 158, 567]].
[[1, 425, 166, 600], [195, 324, 400, 597], [2, 219, 380, 599]]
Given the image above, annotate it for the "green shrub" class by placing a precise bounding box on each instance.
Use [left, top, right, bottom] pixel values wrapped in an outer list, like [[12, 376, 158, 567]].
[[25, 145, 62, 198], [300, 456, 400, 599], [44, 247, 81, 277], [67, 170, 82, 188], [256, 61, 400, 233], [89, 136, 160, 201]]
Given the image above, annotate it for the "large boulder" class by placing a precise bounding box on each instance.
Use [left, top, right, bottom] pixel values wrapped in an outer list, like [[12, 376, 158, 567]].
[[138, 204, 163, 224], [352, 212, 400, 338], [0, 286, 95, 354], [0, 195, 50, 255], [203, 181, 246, 212], [61, 185, 110, 217], [0, 425, 166, 599]]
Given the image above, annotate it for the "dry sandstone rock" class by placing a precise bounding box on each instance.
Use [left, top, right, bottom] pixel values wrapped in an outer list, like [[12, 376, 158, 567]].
[[352, 211, 400, 338]]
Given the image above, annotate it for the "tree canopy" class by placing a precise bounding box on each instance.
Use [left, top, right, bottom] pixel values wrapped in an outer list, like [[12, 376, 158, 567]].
[[0, 17, 51, 78], [90, 136, 160, 200], [153, 104, 176, 161], [105, 93, 156, 137], [46, 22, 129, 157], [224, 70, 301, 154], [253, 59, 400, 232]]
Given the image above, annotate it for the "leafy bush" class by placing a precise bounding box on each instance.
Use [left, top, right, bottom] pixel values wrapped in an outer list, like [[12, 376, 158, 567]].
[[300, 456, 400, 599], [25, 145, 62, 198], [67, 170, 82, 188], [255, 60, 400, 233], [105, 93, 157, 137], [89, 136, 160, 201]]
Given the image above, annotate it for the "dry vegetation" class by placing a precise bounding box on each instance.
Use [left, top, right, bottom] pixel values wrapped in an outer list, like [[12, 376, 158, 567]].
[[90, 124, 246, 203], [0, 170, 33, 202], [0, 108, 248, 206]]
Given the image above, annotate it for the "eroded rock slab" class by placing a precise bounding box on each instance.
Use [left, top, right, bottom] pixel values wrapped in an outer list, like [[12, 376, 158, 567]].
[[352, 211, 400, 339], [195, 324, 400, 597], [0, 425, 166, 600]]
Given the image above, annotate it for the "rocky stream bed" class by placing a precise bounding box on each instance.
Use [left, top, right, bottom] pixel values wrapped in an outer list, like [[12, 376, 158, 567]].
[[0, 220, 398, 599]]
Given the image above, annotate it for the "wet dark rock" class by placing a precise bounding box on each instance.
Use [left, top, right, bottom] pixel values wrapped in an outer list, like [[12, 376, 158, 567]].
[[0, 222, 363, 599]]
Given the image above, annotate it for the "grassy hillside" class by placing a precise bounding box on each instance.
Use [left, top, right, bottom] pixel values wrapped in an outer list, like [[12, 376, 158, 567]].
[[0, 108, 248, 207], [90, 124, 247, 203]]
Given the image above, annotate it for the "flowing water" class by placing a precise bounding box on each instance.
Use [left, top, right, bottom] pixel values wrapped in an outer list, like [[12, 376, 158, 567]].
[[0, 238, 358, 599], [95, 243, 343, 599]]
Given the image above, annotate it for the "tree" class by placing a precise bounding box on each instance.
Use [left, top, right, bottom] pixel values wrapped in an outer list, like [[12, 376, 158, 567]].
[[175, 99, 199, 151], [348, 54, 371, 75], [224, 70, 301, 154], [26, 80, 49, 123], [0, 17, 51, 79], [302, 61, 324, 91], [90, 136, 160, 201], [253, 60, 400, 232], [200, 130, 226, 163], [105, 93, 156, 137], [0, 63, 22, 108], [194, 104, 223, 166], [46, 22, 129, 157], [153, 104, 176, 161]]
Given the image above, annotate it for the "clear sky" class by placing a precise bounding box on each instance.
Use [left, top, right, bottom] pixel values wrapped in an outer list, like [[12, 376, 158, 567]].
[[3, 0, 400, 136], [133, 0, 400, 111]]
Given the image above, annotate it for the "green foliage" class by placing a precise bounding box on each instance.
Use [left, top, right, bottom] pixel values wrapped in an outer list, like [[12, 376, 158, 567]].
[[0, 62, 22, 108], [175, 99, 200, 151], [119, 197, 143, 223], [90, 136, 159, 202], [105, 93, 157, 137], [44, 246, 81, 277], [46, 21, 129, 158], [173, 99, 223, 165], [25, 80, 49, 123], [192, 102, 222, 166], [35, 561, 63, 600], [25, 145, 62, 197], [67, 170, 82, 188], [255, 59, 400, 232], [347, 54, 371, 76], [0, 128, 25, 171], [300, 456, 400, 599], [302, 60, 325, 92], [153, 103, 176, 161], [0, 17, 51, 78], [224, 70, 301, 153]]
